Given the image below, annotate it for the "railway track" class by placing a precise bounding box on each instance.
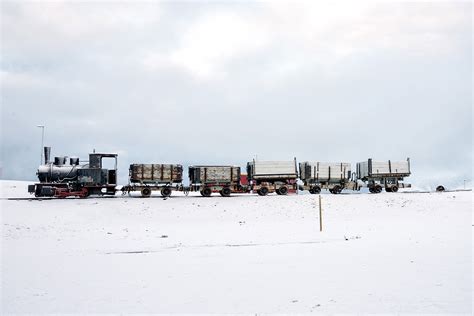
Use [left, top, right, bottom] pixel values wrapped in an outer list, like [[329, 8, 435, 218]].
[[2, 189, 470, 201]]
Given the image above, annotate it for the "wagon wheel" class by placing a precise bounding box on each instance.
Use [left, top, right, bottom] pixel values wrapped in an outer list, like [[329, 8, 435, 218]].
[[391, 185, 398, 193], [313, 186, 321, 194], [141, 187, 152, 197], [308, 188, 315, 194], [221, 187, 231, 197], [201, 187, 212, 197], [259, 187, 269, 196], [331, 185, 342, 194], [385, 186, 392, 193], [374, 185, 383, 193], [436, 185, 445, 192], [161, 187, 172, 197], [278, 186, 288, 195]]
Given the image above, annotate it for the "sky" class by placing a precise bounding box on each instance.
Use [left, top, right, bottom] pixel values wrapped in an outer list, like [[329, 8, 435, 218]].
[[0, 1, 472, 189]]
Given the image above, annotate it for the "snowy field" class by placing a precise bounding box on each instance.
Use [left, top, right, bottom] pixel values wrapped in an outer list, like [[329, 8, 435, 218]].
[[1, 180, 472, 314]]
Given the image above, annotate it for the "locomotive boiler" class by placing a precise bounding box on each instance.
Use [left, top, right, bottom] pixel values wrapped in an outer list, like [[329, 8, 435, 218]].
[[36, 147, 81, 182]]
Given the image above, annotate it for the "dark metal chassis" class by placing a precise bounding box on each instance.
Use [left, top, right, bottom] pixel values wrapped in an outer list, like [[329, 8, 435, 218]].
[[121, 183, 184, 198], [300, 179, 359, 194], [250, 179, 298, 196], [29, 182, 116, 198], [364, 176, 411, 193], [189, 181, 248, 197]]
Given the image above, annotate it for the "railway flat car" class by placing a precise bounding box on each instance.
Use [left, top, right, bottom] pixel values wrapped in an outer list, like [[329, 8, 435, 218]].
[[246, 159, 298, 196], [122, 164, 183, 197], [356, 158, 411, 193], [299, 161, 358, 194], [189, 165, 245, 197]]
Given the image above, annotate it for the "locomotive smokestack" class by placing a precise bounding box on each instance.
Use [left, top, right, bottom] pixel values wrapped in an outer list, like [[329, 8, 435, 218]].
[[44, 146, 51, 164]]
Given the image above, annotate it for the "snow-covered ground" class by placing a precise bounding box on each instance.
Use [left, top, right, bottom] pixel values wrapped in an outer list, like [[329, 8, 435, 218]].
[[1, 180, 472, 314]]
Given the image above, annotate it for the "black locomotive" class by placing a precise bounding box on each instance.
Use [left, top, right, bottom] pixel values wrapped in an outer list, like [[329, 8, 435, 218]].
[[28, 147, 117, 197]]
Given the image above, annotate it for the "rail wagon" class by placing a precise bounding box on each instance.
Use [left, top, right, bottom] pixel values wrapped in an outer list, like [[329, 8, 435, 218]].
[[299, 161, 358, 194], [188, 165, 245, 197], [121, 164, 183, 197], [246, 159, 298, 196], [356, 158, 411, 193]]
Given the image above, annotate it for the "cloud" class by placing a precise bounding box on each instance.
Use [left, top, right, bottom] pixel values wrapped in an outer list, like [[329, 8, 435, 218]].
[[140, 1, 470, 82], [0, 1, 471, 189]]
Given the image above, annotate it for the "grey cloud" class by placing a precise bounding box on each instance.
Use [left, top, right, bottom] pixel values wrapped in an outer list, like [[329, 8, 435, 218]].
[[1, 1, 471, 190]]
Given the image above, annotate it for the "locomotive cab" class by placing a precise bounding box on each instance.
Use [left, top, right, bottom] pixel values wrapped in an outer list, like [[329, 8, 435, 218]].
[[86, 153, 117, 185], [77, 153, 117, 196]]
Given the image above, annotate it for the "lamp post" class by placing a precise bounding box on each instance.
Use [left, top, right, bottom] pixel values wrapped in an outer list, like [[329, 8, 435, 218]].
[[37, 125, 45, 164]]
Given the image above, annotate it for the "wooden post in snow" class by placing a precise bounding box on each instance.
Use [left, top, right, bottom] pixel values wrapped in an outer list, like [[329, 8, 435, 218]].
[[319, 194, 323, 232]]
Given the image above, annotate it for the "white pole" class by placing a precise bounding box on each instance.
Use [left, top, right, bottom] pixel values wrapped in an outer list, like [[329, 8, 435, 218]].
[[37, 125, 45, 164]]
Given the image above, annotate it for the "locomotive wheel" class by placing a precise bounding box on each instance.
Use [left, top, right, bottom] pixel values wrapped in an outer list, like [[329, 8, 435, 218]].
[[313, 186, 321, 194], [221, 187, 231, 197], [391, 185, 398, 192], [201, 187, 212, 197], [161, 187, 172, 197], [259, 187, 269, 196], [278, 186, 288, 195], [80, 188, 90, 198], [141, 187, 152, 197]]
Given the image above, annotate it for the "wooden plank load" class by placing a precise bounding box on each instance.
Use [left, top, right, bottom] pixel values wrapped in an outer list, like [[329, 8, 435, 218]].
[[188, 166, 241, 185], [357, 159, 411, 180], [129, 164, 183, 184], [299, 162, 351, 183]]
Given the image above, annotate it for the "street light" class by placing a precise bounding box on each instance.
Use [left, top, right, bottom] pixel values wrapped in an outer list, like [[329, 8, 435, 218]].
[[37, 125, 45, 164]]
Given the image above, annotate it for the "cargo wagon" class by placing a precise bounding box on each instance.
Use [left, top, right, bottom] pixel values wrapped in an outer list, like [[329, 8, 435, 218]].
[[121, 164, 184, 197], [356, 158, 411, 193], [299, 161, 358, 194], [188, 165, 247, 197], [246, 159, 298, 196]]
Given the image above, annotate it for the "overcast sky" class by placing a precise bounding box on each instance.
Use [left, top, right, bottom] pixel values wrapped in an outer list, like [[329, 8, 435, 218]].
[[1, 1, 472, 189]]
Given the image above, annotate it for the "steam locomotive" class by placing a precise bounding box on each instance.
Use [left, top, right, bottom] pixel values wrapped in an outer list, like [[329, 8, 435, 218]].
[[28, 147, 117, 197]]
